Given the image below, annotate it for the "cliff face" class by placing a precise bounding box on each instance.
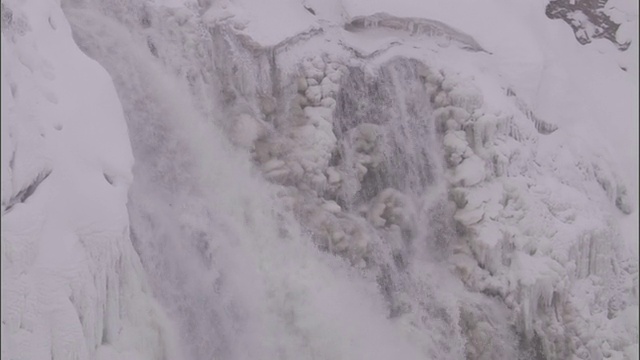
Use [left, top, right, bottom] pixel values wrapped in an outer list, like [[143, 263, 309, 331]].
[[2, 0, 637, 359]]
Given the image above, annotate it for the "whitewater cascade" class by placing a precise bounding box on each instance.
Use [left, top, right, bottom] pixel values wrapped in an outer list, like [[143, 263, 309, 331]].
[[1, 0, 638, 359], [61, 2, 471, 359]]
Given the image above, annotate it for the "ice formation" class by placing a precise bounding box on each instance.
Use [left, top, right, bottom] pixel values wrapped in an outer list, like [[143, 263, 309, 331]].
[[1, 0, 637, 359]]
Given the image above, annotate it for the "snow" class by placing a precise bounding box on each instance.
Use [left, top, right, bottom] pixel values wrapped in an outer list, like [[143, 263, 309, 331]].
[[1, 0, 176, 358], [3, 0, 638, 359], [343, 0, 546, 94], [202, 0, 320, 47]]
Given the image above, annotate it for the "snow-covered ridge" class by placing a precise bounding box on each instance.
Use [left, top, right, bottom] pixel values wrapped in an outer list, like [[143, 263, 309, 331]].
[[1, 1, 177, 359], [344, 13, 485, 52]]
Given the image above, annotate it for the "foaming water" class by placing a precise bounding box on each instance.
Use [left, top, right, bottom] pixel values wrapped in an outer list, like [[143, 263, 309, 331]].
[[61, 6, 462, 360]]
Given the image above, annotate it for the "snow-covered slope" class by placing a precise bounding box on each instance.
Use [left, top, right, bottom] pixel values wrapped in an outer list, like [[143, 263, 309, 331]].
[[1, 1, 177, 359], [2, 0, 637, 359]]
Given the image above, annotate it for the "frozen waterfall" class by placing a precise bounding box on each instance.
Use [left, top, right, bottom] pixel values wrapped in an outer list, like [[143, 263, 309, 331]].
[[62, 3, 471, 360], [2, 0, 637, 359]]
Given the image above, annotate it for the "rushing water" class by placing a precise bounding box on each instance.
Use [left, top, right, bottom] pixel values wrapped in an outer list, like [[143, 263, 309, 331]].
[[60, 2, 528, 359]]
